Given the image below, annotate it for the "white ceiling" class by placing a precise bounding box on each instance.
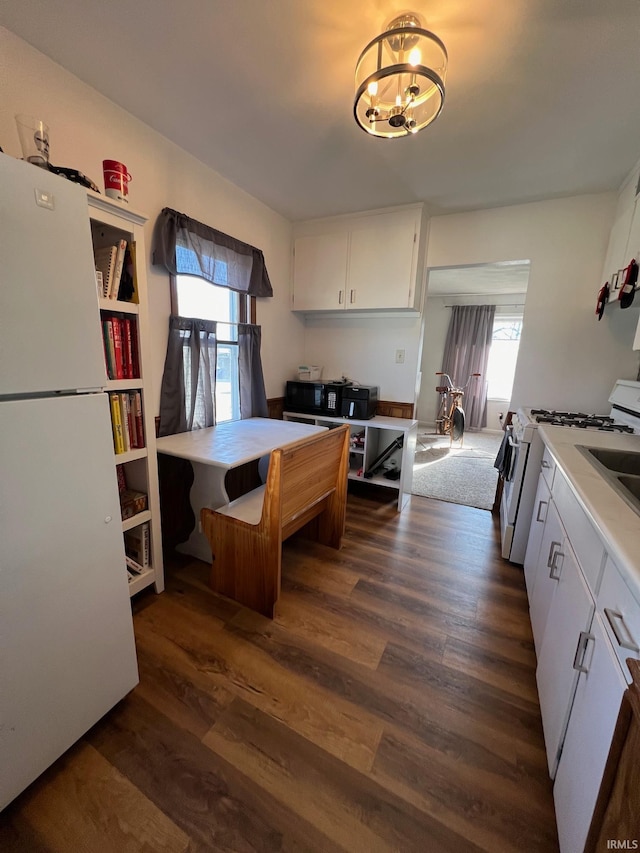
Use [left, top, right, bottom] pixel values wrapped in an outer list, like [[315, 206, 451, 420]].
[[2, 0, 640, 222]]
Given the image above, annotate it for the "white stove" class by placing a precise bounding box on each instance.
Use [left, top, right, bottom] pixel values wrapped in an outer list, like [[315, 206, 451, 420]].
[[499, 380, 640, 564]]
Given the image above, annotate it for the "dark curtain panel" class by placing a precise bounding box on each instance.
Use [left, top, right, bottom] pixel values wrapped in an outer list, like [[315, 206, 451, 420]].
[[158, 315, 217, 437], [152, 207, 273, 297], [238, 323, 268, 419], [441, 304, 496, 430]]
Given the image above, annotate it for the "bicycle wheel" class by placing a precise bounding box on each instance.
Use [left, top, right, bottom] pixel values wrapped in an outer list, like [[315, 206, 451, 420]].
[[452, 405, 465, 441]]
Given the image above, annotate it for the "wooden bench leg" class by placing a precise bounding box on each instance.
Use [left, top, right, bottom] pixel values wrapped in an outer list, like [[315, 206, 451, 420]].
[[201, 508, 281, 618]]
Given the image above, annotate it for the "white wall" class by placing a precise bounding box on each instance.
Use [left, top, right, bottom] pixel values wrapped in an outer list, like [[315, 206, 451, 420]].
[[425, 195, 640, 415], [0, 27, 304, 413], [302, 314, 423, 400]]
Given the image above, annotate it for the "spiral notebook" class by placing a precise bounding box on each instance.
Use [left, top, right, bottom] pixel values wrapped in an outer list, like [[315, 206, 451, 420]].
[[94, 245, 117, 298]]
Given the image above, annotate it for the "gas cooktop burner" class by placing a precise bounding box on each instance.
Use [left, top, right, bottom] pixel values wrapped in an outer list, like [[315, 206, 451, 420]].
[[530, 409, 634, 433]]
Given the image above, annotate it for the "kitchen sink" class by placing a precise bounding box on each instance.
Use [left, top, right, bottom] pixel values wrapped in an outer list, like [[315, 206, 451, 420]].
[[578, 446, 640, 516], [584, 447, 640, 476]]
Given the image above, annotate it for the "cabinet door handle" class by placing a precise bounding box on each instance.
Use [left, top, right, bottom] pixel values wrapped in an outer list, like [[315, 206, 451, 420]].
[[350, 289, 356, 304], [548, 545, 564, 580], [338, 290, 344, 304], [604, 607, 640, 652], [536, 500, 548, 523], [541, 460, 551, 469], [572, 631, 594, 673], [547, 540, 561, 569]]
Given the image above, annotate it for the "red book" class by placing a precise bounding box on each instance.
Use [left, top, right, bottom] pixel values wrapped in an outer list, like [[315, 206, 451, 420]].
[[130, 319, 140, 377], [122, 318, 134, 379], [112, 316, 124, 380]]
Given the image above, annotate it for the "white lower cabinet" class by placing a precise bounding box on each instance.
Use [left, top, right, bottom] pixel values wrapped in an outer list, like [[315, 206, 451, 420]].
[[553, 612, 627, 853], [524, 443, 640, 852], [523, 472, 550, 599], [529, 499, 564, 656], [535, 534, 594, 777]]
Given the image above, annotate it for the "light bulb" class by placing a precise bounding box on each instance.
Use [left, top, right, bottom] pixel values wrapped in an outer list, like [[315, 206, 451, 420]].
[[367, 80, 378, 97], [409, 47, 421, 66]]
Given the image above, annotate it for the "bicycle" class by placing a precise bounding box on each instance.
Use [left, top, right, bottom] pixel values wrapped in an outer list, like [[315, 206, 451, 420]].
[[434, 372, 481, 444]]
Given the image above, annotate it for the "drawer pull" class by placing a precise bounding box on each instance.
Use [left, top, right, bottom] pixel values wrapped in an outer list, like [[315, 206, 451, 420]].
[[547, 541, 563, 579], [338, 290, 344, 304], [572, 630, 594, 673], [542, 460, 551, 469], [547, 540, 561, 568], [604, 608, 640, 653], [549, 549, 564, 580], [536, 500, 548, 523]]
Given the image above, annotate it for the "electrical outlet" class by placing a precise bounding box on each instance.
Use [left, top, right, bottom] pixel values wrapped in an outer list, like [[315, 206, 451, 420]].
[[395, 348, 405, 364]]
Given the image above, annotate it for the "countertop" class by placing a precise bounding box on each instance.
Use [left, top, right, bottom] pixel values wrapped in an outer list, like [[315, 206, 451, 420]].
[[539, 424, 640, 601]]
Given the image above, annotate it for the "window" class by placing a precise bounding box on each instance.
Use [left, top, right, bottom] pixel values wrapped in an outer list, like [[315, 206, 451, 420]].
[[172, 274, 252, 422], [486, 315, 523, 401]]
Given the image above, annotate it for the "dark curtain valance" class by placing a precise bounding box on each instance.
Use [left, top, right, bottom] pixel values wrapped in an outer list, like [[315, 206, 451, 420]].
[[152, 207, 273, 297]]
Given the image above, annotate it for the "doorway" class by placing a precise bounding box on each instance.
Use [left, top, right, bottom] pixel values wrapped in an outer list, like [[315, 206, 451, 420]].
[[412, 261, 530, 510]]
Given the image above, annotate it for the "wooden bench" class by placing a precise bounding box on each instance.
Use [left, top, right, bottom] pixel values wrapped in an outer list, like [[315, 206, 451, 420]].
[[200, 424, 350, 617]]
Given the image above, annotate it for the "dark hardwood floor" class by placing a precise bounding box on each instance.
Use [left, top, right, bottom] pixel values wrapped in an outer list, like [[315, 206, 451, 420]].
[[0, 485, 559, 852]]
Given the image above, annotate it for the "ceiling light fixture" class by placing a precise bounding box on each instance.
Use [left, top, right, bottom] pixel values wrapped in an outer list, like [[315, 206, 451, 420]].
[[354, 12, 447, 138]]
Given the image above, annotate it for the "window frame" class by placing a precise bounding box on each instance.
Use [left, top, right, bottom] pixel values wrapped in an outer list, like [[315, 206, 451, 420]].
[[169, 274, 256, 422], [169, 275, 256, 324], [486, 312, 523, 402]]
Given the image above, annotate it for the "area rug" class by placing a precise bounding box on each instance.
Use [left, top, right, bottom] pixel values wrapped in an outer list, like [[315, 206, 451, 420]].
[[411, 429, 502, 511]]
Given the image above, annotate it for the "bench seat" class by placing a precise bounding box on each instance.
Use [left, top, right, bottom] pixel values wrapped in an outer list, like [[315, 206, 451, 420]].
[[201, 424, 350, 617]]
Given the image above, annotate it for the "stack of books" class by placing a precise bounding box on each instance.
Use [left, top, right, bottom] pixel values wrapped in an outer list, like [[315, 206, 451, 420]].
[[94, 240, 138, 302]]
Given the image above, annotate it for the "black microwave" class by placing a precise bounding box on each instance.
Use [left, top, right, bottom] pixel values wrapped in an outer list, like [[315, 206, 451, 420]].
[[285, 380, 351, 416]]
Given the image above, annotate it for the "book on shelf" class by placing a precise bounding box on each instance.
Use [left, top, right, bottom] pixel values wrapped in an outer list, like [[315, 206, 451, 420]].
[[109, 393, 125, 454], [122, 317, 135, 379], [116, 463, 127, 493], [100, 315, 139, 381], [124, 522, 150, 568], [130, 390, 144, 448], [118, 243, 137, 302], [101, 318, 115, 379], [120, 488, 148, 520], [95, 270, 103, 299], [110, 239, 127, 299], [127, 241, 139, 304], [125, 555, 145, 575], [118, 392, 131, 452], [111, 316, 124, 379], [94, 245, 117, 298]]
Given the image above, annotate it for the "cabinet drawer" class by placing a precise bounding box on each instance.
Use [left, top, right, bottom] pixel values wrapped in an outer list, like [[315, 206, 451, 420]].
[[553, 469, 605, 594], [540, 445, 556, 490], [598, 555, 640, 682]]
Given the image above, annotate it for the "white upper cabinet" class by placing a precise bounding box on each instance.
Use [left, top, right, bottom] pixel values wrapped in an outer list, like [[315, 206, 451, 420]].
[[292, 205, 426, 314], [292, 232, 349, 311]]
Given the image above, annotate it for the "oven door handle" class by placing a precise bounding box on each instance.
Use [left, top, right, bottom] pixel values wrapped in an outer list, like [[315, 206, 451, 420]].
[[506, 433, 519, 482]]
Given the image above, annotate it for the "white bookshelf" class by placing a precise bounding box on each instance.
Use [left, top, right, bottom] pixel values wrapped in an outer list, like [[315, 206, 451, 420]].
[[283, 411, 418, 510], [87, 192, 164, 595]]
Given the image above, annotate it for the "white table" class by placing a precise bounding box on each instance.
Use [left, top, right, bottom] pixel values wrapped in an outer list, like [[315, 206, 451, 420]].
[[156, 417, 327, 561]]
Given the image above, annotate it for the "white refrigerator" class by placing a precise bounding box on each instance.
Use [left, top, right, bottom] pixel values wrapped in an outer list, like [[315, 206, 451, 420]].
[[0, 155, 139, 809]]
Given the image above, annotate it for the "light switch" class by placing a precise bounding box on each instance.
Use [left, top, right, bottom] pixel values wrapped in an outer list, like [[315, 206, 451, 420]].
[[35, 188, 54, 210], [395, 349, 405, 364]]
